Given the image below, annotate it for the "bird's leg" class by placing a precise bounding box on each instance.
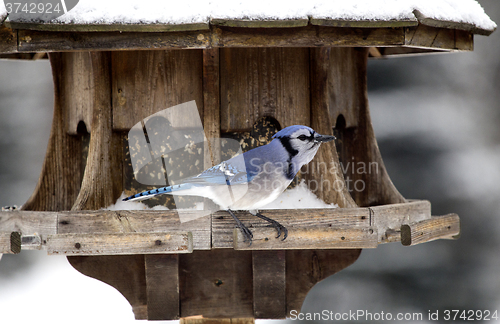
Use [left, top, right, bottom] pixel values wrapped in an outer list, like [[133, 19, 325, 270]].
[[255, 212, 288, 240], [227, 209, 253, 245]]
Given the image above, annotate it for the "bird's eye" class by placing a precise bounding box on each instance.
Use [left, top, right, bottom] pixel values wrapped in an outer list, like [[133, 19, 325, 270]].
[[297, 134, 308, 141]]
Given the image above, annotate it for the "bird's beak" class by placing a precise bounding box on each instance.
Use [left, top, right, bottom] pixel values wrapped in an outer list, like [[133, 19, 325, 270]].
[[315, 134, 336, 143]]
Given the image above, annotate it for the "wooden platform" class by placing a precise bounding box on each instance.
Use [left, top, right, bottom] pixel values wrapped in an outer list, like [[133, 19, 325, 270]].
[[0, 200, 459, 255]]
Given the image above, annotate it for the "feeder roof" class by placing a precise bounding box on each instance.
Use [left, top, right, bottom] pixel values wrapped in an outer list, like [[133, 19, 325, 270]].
[[1, 0, 496, 35], [0, 0, 496, 56]]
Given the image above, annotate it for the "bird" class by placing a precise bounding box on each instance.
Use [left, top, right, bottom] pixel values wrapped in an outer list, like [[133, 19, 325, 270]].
[[123, 125, 336, 244]]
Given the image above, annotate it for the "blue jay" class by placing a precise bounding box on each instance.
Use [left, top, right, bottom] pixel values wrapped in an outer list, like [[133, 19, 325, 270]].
[[123, 125, 335, 244]]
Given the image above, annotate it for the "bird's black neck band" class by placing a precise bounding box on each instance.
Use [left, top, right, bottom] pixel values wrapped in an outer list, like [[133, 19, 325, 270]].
[[279, 137, 298, 158]]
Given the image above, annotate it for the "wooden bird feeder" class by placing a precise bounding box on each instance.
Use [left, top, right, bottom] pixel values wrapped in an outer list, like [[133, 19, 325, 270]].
[[0, 2, 495, 322]]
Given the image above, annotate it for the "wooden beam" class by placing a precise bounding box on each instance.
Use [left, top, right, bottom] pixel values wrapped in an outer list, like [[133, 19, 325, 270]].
[[7, 21, 210, 33], [57, 210, 211, 250], [46, 232, 193, 255], [21, 53, 83, 211], [0, 232, 21, 254], [252, 250, 286, 318], [211, 18, 308, 28], [10, 24, 477, 53], [212, 208, 369, 249], [234, 226, 378, 250], [145, 254, 180, 320], [401, 214, 460, 246]]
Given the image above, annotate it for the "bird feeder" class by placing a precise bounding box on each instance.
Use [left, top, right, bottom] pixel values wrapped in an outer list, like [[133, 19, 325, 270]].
[[0, 2, 496, 322]]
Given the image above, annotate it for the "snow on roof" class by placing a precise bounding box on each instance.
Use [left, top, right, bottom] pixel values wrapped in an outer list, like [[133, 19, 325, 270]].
[[0, 0, 496, 34]]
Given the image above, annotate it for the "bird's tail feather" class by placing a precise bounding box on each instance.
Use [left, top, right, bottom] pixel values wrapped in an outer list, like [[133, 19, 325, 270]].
[[122, 183, 196, 202]]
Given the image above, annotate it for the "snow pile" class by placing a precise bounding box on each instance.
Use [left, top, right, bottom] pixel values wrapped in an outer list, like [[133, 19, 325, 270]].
[[107, 180, 336, 212], [1, 0, 494, 33], [51, 0, 496, 32]]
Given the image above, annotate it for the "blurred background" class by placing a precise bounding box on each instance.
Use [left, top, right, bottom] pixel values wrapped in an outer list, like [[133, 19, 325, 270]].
[[1, 1, 499, 322]]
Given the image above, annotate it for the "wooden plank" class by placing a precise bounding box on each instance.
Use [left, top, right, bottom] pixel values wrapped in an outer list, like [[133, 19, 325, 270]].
[[371, 200, 431, 243], [179, 250, 254, 318], [203, 48, 221, 166], [306, 47, 358, 208], [235, 226, 378, 250], [145, 254, 180, 320], [71, 51, 116, 210], [0, 25, 17, 53], [112, 49, 204, 131], [405, 25, 474, 51], [401, 214, 460, 246], [21, 53, 83, 211], [61, 52, 94, 135], [46, 232, 192, 255], [211, 18, 308, 28], [330, 47, 406, 207], [57, 210, 211, 250], [413, 9, 494, 36], [17, 29, 211, 52], [212, 208, 370, 248], [311, 18, 418, 28], [8, 25, 476, 53], [0, 232, 21, 254], [15, 26, 406, 53], [0, 211, 57, 235], [7, 21, 210, 33], [286, 249, 361, 316], [214, 25, 405, 47], [252, 250, 286, 318], [220, 47, 310, 132]]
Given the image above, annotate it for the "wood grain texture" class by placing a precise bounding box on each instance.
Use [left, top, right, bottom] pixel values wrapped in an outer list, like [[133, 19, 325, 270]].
[[179, 250, 254, 318], [331, 47, 406, 207], [212, 208, 370, 249], [0, 25, 17, 53], [10, 25, 476, 54], [286, 249, 361, 315], [413, 9, 493, 36], [252, 250, 286, 319], [145, 254, 180, 320], [203, 48, 221, 166], [213, 26, 405, 48], [401, 214, 460, 246], [0, 211, 57, 235], [21, 53, 83, 211], [404, 25, 474, 50], [234, 226, 378, 250], [17, 29, 210, 52], [112, 49, 204, 130], [60, 52, 93, 135], [57, 210, 211, 250], [371, 200, 431, 243], [211, 18, 308, 28], [220, 47, 310, 132], [71, 51, 117, 210], [306, 47, 357, 208], [8, 21, 210, 33], [0, 232, 21, 254], [46, 232, 192, 255]]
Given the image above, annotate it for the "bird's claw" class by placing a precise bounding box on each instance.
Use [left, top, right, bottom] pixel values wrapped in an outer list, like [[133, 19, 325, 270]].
[[256, 212, 288, 241], [237, 224, 253, 246], [266, 222, 288, 240]]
